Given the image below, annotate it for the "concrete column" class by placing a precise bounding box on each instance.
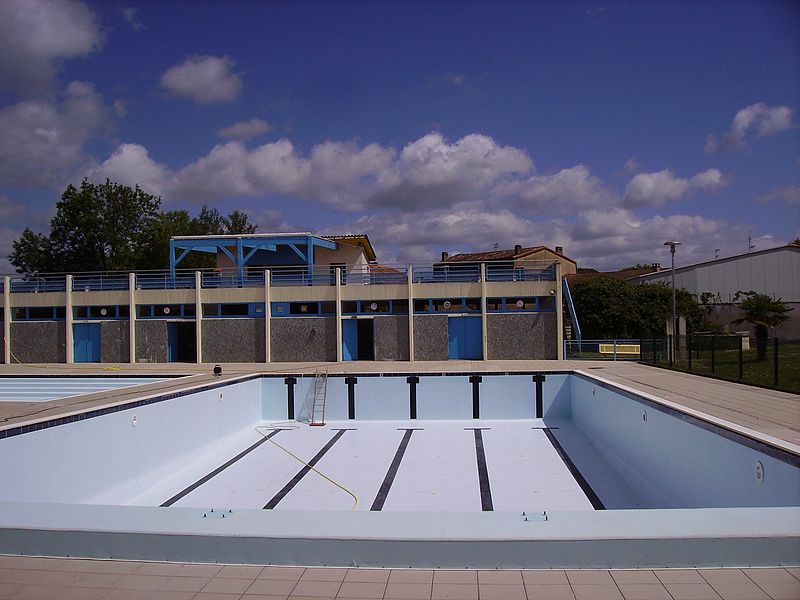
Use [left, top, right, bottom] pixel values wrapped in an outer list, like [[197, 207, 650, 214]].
[[128, 272, 136, 364], [264, 269, 271, 363], [195, 271, 203, 364], [65, 274, 74, 364], [407, 265, 414, 362], [480, 263, 488, 361], [555, 262, 564, 360], [335, 267, 342, 362], [3, 276, 10, 364]]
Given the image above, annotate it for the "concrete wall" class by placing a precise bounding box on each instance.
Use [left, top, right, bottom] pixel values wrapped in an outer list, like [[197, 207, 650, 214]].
[[487, 313, 557, 359], [9, 322, 66, 363], [101, 321, 130, 363], [702, 302, 800, 339], [202, 319, 266, 363], [135, 320, 167, 363], [413, 315, 448, 361], [374, 316, 410, 361], [271, 317, 336, 362]]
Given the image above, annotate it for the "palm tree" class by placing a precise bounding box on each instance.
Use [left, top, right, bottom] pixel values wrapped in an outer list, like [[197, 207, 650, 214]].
[[732, 291, 793, 360]]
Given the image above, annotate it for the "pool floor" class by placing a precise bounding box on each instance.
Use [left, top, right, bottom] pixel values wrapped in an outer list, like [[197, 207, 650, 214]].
[[109, 420, 596, 512]]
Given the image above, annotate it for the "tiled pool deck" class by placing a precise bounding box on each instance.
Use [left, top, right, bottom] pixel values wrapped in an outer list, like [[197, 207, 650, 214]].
[[1, 360, 798, 599], [1, 555, 799, 600]]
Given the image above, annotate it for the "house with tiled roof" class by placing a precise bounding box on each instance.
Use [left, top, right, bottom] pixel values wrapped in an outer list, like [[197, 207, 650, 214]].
[[440, 244, 577, 276]]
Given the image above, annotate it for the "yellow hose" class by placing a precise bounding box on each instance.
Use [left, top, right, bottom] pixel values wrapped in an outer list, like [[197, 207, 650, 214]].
[[256, 425, 360, 511]]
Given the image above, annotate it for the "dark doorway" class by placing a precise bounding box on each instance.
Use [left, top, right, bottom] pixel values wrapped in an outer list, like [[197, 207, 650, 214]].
[[357, 319, 375, 360], [167, 322, 197, 362]]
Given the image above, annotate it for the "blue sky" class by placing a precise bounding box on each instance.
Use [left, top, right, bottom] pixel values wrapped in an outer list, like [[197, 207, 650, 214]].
[[0, 0, 797, 272]]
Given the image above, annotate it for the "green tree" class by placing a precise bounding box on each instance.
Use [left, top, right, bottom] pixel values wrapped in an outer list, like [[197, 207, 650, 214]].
[[732, 291, 793, 360], [10, 179, 161, 274], [9, 181, 259, 274]]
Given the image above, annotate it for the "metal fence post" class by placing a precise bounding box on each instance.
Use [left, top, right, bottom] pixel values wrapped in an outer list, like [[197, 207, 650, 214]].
[[738, 335, 743, 381], [774, 338, 779, 387], [688, 334, 692, 371], [711, 335, 716, 376]]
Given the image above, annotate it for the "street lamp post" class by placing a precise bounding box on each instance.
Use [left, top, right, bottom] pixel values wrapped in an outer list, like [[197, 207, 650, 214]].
[[664, 240, 681, 362]]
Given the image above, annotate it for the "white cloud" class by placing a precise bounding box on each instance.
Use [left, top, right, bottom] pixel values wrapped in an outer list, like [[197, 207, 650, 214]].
[[217, 118, 272, 140], [122, 6, 145, 31], [496, 165, 615, 214], [0, 0, 102, 94], [113, 99, 128, 117], [85, 144, 170, 196], [705, 102, 794, 154], [160, 55, 243, 104], [623, 168, 727, 207], [623, 158, 640, 173], [0, 81, 109, 187], [760, 185, 800, 207]]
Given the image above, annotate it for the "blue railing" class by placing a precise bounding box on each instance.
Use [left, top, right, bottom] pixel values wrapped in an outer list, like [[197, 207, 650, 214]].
[[3, 260, 557, 293]]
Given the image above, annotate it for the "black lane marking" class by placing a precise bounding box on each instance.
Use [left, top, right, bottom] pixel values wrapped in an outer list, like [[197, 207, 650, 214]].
[[263, 428, 352, 509], [370, 428, 420, 511], [469, 375, 481, 419], [345, 377, 357, 419], [533, 373, 545, 418], [161, 429, 284, 507], [407, 376, 419, 419], [467, 428, 493, 511], [285, 377, 297, 420], [542, 428, 605, 510]]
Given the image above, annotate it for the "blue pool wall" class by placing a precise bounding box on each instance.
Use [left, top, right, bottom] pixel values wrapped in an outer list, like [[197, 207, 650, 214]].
[[0, 378, 262, 504], [261, 373, 571, 422], [568, 373, 800, 509]]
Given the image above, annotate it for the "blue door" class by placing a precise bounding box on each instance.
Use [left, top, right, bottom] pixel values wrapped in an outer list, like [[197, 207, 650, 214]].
[[342, 319, 358, 361], [74, 323, 101, 363], [448, 317, 483, 360]]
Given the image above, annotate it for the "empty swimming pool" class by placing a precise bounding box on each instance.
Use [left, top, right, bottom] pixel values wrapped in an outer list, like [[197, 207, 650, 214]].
[[0, 376, 170, 402], [0, 370, 798, 568]]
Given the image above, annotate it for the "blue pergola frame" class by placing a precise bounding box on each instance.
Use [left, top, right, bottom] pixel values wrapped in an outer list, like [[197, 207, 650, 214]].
[[169, 234, 338, 280]]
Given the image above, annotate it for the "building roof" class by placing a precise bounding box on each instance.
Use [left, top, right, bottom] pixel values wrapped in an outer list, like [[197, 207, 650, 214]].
[[321, 234, 377, 262], [565, 267, 659, 286], [444, 245, 576, 265]]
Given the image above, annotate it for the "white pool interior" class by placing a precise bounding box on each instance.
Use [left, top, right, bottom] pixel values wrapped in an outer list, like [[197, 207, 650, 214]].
[[0, 376, 170, 402]]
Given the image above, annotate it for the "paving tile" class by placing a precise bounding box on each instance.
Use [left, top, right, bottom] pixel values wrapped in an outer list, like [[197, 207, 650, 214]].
[[388, 570, 434, 583], [0, 582, 21, 600], [654, 570, 706, 584], [571, 584, 624, 600], [785, 567, 800, 581], [617, 583, 672, 599], [133, 563, 185, 576], [383, 581, 432, 599], [218, 564, 265, 579], [259, 567, 306, 581], [337, 581, 387, 598], [705, 582, 770, 600], [245, 579, 298, 595], [430, 582, 478, 599], [72, 571, 130, 588], [432, 570, 477, 584], [145, 592, 197, 600], [116, 574, 171, 590], [159, 576, 211, 592], [0, 557, 51, 570], [52, 587, 108, 600], [524, 584, 575, 600], [290, 579, 342, 597], [97, 589, 153, 600], [663, 583, 723, 599], [8, 584, 63, 600], [300, 568, 348, 582], [0, 569, 43, 585], [742, 568, 799, 584], [610, 570, 660, 584], [756, 581, 800, 600], [698, 569, 749, 585], [62, 559, 141, 574], [173, 564, 223, 578], [242, 595, 289, 600], [521, 570, 569, 585], [477, 570, 523, 584], [475, 583, 526, 600], [194, 593, 244, 600], [202, 576, 255, 594], [285, 596, 336, 600], [566, 570, 615, 585], [344, 569, 390, 583]]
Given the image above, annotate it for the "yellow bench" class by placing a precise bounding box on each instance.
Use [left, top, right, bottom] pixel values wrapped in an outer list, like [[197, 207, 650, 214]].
[[599, 344, 640, 355]]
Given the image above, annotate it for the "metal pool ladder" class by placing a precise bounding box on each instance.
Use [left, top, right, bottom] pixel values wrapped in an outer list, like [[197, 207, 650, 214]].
[[310, 370, 328, 426]]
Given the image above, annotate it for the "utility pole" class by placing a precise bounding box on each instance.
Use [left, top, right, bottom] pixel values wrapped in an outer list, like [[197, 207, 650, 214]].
[[664, 240, 681, 361]]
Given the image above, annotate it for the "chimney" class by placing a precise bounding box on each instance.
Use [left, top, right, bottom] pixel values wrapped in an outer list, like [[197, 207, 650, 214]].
[[441, 251, 449, 262], [514, 244, 522, 256], [555, 245, 564, 255], [652, 263, 661, 272]]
